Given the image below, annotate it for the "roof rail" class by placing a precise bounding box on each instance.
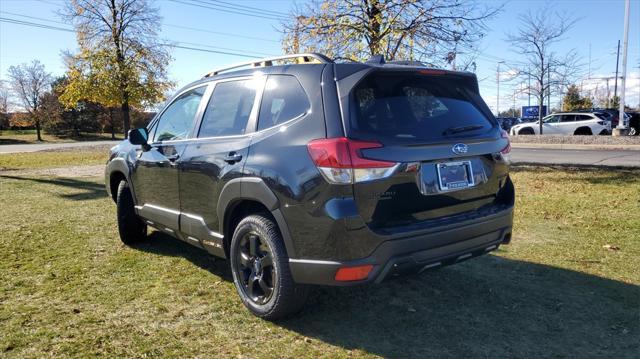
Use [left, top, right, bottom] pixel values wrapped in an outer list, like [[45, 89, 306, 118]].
[[203, 53, 333, 78]]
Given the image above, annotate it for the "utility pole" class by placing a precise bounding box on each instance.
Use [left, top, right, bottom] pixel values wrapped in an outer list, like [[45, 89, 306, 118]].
[[588, 43, 592, 79], [614, 39, 620, 101], [496, 61, 504, 116], [614, 0, 630, 136]]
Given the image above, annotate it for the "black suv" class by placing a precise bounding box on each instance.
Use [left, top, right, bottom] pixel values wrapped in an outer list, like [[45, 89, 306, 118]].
[[105, 53, 514, 319]]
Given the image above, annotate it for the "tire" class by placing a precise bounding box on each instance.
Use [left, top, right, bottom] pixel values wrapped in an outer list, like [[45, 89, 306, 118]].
[[518, 127, 534, 135], [630, 127, 638, 136], [230, 213, 308, 320], [116, 180, 147, 245]]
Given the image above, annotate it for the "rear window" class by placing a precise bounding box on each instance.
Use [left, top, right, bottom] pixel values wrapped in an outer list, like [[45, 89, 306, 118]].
[[350, 72, 494, 141]]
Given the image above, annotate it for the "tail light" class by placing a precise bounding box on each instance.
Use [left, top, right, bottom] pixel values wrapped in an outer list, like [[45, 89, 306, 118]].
[[307, 137, 399, 184], [500, 130, 511, 155], [499, 130, 511, 162]]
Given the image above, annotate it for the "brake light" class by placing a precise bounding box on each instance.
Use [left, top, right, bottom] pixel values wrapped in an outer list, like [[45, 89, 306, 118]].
[[500, 130, 511, 155], [335, 265, 373, 281], [418, 69, 447, 76], [307, 137, 398, 184]]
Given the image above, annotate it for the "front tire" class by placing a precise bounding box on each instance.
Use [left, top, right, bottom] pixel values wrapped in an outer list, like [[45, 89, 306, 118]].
[[116, 180, 147, 245], [230, 214, 308, 320]]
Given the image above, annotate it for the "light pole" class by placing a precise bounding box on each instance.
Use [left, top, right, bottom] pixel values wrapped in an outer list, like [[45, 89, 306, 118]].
[[614, 0, 630, 136], [496, 61, 504, 117]]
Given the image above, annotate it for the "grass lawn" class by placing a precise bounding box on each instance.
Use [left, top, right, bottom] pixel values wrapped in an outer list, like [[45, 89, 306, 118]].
[[0, 146, 110, 170], [0, 130, 121, 145], [0, 162, 638, 357]]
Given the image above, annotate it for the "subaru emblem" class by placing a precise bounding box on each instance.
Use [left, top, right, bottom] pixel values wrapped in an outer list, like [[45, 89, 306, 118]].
[[452, 143, 468, 155]]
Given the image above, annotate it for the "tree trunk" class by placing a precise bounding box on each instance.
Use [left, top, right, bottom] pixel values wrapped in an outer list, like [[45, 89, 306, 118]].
[[538, 94, 544, 135], [109, 107, 115, 140], [121, 97, 130, 139], [35, 118, 42, 141]]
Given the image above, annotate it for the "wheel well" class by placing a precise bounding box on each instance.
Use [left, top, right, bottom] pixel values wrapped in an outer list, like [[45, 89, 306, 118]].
[[109, 171, 127, 202], [223, 200, 272, 258], [574, 126, 592, 135], [518, 127, 534, 135]]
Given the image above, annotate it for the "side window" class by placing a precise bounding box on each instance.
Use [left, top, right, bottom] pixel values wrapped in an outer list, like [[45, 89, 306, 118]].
[[257, 75, 310, 131], [198, 79, 258, 137], [152, 86, 206, 142], [577, 115, 592, 121], [544, 115, 560, 123], [561, 115, 575, 122]]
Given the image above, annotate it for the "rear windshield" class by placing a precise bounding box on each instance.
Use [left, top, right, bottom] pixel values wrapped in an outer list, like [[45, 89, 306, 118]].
[[349, 72, 494, 142]]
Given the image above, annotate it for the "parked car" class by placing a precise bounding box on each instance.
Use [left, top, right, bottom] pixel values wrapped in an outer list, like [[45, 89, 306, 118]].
[[104, 53, 514, 319], [496, 117, 520, 132], [510, 112, 611, 136], [575, 108, 631, 129]]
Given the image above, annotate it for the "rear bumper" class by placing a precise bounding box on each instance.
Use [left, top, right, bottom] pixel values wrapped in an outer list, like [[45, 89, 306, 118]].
[[289, 207, 513, 286]]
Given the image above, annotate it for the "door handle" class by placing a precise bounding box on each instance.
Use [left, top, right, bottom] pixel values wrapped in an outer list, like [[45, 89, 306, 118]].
[[223, 152, 243, 164]]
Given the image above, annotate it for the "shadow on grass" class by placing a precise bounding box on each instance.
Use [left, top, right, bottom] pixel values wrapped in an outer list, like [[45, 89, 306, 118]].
[[133, 231, 232, 281], [0, 138, 32, 145], [129, 231, 639, 357], [282, 256, 639, 358], [0, 175, 107, 201]]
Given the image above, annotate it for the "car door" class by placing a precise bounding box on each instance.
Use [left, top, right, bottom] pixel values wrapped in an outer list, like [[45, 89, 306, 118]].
[[178, 77, 264, 256], [541, 115, 561, 134], [131, 85, 208, 231], [557, 114, 576, 134]]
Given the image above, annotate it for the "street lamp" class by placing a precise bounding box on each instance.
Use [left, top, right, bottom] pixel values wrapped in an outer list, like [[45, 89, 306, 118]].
[[496, 61, 505, 117]]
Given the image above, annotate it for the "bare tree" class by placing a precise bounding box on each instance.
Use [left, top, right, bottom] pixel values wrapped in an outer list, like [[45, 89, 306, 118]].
[[0, 81, 11, 130], [6, 60, 52, 141], [64, 0, 171, 138], [282, 0, 499, 67], [507, 9, 581, 133]]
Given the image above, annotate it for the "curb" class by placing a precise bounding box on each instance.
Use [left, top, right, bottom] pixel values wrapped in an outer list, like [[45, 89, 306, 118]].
[[511, 143, 640, 151]]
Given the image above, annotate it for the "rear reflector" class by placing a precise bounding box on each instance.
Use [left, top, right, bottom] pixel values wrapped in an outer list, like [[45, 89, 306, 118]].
[[307, 137, 398, 184], [334, 265, 374, 281]]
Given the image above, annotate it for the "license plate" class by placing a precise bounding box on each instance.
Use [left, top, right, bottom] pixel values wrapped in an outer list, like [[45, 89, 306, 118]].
[[436, 161, 474, 191]]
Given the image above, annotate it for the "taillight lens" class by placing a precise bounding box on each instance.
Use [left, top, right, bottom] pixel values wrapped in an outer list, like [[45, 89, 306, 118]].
[[500, 130, 511, 155], [499, 130, 511, 163], [307, 137, 398, 184]]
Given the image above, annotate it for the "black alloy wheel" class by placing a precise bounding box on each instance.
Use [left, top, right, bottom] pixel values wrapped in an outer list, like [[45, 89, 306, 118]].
[[235, 232, 276, 304]]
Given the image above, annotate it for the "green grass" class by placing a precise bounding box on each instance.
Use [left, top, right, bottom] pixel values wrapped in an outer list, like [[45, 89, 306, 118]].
[[0, 147, 110, 170], [0, 165, 638, 358], [0, 130, 121, 145]]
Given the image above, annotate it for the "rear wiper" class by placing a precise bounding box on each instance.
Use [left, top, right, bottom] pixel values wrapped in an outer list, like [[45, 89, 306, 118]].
[[442, 125, 484, 136]]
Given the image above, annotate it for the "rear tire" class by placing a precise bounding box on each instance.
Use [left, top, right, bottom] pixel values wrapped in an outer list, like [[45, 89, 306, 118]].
[[116, 180, 147, 245], [574, 127, 593, 136], [230, 213, 308, 320]]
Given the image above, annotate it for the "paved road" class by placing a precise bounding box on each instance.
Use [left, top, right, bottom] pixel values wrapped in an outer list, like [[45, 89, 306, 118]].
[[511, 147, 640, 168], [0, 140, 119, 154]]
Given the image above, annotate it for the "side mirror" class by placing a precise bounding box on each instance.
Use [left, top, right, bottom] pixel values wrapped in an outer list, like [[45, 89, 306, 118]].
[[128, 128, 150, 150]]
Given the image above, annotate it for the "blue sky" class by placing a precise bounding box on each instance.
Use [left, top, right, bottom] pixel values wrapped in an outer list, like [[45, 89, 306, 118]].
[[1, 0, 639, 112]]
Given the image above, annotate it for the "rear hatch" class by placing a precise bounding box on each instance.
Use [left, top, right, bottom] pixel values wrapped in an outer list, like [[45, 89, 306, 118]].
[[341, 70, 511, 234]]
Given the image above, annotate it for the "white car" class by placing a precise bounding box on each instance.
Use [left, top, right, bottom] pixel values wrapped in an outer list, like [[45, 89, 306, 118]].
[[510, 113, 611, 136]]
